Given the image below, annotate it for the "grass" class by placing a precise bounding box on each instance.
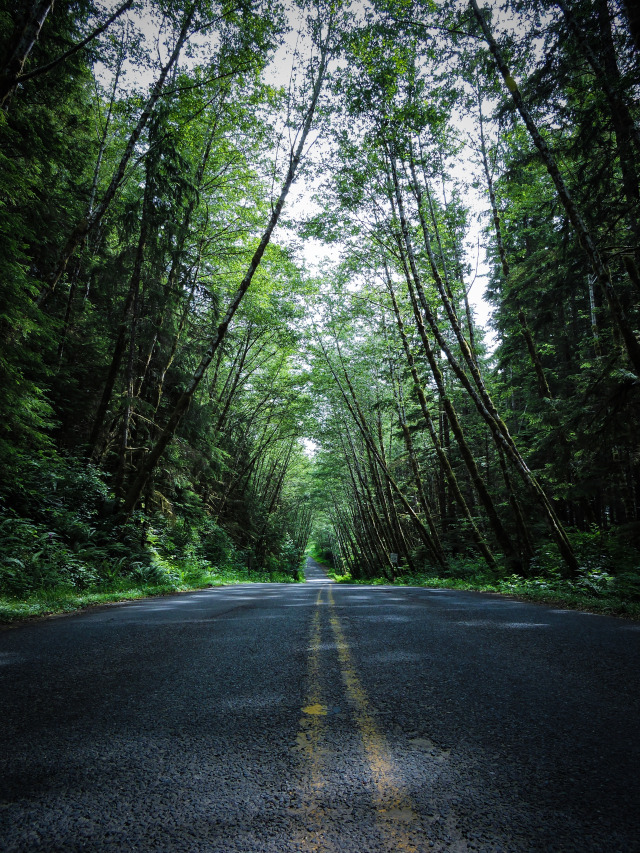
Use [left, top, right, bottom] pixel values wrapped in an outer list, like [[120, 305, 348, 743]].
[[327, 570, 640, 619], [0, 565, 300, 625], [5, 554, 638, 624]]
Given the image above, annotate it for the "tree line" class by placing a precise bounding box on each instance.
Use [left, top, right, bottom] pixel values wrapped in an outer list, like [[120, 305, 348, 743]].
[[0, 0, 639, 599], [0, 0, 329, 592], [306, 0, 640, 585]]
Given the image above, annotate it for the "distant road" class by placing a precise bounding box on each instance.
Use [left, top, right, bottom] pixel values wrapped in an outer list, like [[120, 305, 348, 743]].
[[1, 558, 639, 852]]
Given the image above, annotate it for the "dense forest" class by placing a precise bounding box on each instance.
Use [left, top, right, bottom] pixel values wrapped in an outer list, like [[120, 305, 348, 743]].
[[1, 0, 639, 611]]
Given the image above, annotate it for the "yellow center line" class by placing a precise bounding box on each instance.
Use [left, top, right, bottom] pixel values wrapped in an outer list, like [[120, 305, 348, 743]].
[[327, 586, 425, 853], [294, 587, 334, 853], [298, 590, 326, 771]]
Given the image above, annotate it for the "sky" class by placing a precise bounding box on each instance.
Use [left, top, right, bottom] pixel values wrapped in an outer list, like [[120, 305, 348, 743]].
[[261, 0, 496, 335], [97, 0, 496, 336]]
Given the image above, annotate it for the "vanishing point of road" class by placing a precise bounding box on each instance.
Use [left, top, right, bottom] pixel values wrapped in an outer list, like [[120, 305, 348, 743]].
[[1, 558, 639, 852]]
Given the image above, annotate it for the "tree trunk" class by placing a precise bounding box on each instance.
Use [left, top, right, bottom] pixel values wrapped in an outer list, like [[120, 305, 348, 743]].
[[384, 266, 496, 569], [121, 48, 329, 516], [87, 149, 155, 460], [621, 0, 640, 52], [387, 190, 519, 568], [476, 91, 553, 398], [556, 0, 640, 248], [389, 143, 580, 575], [324, 337, 448, 568], [393, 366, 447, 566], [37, 5, 196, 306], [114, 261, 141, 496], [0, 1, 54, 109], [470, 0, 640, 378]]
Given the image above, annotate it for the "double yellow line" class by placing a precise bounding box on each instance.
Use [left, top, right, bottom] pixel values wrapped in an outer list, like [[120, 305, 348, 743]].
[[296, 586, 422, 851]]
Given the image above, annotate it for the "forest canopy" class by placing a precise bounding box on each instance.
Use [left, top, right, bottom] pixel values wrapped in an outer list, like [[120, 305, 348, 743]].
[[1, 0, 639, 609]]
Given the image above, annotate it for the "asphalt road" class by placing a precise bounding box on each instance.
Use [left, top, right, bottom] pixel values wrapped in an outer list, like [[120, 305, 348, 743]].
[[1, 559, 639, 852]]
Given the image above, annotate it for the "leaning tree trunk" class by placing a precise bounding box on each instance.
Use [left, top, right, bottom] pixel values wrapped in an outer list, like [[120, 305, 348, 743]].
[[0, 1, 54, 109], [389, 350, 447, 566], [121, 46, 329, 516], [87, 146, 156, 461], [322, 336, 448, 569], [340, 435, 392, 578], [470, 0, 640, 378], [1, 1, 133, 109], [383, 265, 496, 569], [388, 144, 580, 575], [37, 4, 196, 307], [389, 201, 520, 570], [476, 92, 553, 399], [341, 426, 396, 576]]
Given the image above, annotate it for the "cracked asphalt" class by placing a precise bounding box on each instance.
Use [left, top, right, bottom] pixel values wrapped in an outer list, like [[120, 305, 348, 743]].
[[1, 558, 639, 852]]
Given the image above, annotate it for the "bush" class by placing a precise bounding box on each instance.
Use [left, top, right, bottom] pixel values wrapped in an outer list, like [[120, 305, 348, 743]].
[[0, 515, 103, 595], [0, 454, 151, 595]]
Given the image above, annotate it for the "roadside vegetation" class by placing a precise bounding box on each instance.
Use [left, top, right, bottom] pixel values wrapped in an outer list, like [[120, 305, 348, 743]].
[[0, 566, 300, 625], [330, 569, 640, 620], [301, 0, 640, 617], [310, 542, 640, 619], [0, 456, 304, 624]]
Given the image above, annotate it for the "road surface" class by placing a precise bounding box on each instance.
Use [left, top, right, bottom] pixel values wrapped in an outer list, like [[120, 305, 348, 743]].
[[1, 558, 639, 851]]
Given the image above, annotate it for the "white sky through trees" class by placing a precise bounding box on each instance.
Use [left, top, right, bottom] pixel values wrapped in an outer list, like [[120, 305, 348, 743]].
[[98, 0, 495, 332], [262, 0, 496, 334]]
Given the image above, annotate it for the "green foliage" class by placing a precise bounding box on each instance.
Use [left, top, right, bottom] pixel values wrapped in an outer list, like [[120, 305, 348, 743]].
[[331, 525, 640, 616], [334, 567, 640, 618], [2, 0, 640, 620], [0, 455, 115, 595], [527, 528, 640, 581], [0, 0, 319, 615], [329, 571, 352, 582], [309, 534, 335, 567], [0, 564, 300, 624], [0, 448, 300, 606]]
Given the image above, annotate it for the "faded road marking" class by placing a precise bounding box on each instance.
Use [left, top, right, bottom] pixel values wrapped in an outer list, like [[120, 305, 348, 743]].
[[294, 588, 334, 852], [302, 703, 329, 716], [294, 587, 428, 852], [328, 586, 425, 852]]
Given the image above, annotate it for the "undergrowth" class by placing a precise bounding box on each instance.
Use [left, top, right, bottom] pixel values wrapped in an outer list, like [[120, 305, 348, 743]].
[[0, 564, 300, 624], [328, 571, 640, 618], [328, 533, 640, 619], [0, 455, 303, 624]]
